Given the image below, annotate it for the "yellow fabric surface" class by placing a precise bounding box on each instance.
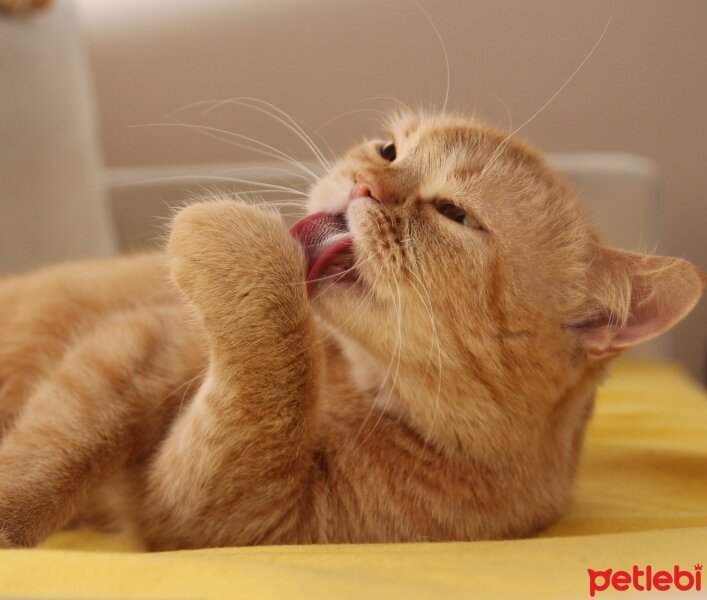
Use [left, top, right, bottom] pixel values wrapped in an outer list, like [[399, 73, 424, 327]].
[[1, 361, 706, 599]]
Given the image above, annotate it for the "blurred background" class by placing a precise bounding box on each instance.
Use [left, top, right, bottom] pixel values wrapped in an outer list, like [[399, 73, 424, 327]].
[[1, 0, 705, 379]]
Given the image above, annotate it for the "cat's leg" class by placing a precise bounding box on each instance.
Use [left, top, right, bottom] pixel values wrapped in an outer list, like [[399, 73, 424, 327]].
[[0, 382, 25, 441], [139, 201, 321, 549], [0, 306, 201, 548]]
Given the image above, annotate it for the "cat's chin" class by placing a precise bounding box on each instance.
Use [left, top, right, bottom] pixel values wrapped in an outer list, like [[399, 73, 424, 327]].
[[309, 278, 382, 355], [310, 272, 365, 304]]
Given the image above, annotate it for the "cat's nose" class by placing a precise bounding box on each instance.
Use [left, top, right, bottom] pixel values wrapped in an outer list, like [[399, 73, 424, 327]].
[[350, 171, 381, 203], [349, 182, 373, 203]]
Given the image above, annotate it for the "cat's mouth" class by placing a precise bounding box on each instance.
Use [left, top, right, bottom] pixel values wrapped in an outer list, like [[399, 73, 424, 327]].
[[290, 212, 356, 296]]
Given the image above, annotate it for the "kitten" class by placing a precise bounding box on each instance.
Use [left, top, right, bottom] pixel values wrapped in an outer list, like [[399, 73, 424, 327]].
[[0, 112, 703, 550]]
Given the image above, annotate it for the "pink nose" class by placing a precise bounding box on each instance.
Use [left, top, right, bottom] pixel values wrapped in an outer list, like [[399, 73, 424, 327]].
[[349, 171, 380, 203], [349, 182, 373, 202]]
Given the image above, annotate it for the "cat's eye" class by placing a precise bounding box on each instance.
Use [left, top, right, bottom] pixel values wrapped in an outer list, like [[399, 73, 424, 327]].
[[435, 201, 484, 231], [379, 142, 396, 162]]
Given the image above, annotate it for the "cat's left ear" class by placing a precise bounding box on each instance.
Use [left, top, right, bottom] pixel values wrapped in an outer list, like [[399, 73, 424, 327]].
[[573, 246, 705, 359]]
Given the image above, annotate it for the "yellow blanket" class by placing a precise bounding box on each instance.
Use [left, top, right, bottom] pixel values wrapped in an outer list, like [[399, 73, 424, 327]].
[[1, 361, 706, 599]]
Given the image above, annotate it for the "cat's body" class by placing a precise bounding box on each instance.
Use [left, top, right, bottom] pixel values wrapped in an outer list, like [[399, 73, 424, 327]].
[[0, 251, 580, 547], [0, 113, 703, 549]]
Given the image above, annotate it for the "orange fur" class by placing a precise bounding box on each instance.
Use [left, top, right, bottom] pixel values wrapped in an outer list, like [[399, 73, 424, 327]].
[[0, 113, 703, 549]]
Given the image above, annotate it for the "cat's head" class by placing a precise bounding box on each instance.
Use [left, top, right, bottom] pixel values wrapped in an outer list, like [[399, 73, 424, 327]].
[[292, 112, 704, 441]]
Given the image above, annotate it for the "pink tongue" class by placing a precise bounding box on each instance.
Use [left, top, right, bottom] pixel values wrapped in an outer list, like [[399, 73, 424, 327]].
[[290, 212, 353, 296]]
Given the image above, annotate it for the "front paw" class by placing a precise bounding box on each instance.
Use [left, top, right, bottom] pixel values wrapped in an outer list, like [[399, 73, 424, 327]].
[[168, 199, 307, 317]]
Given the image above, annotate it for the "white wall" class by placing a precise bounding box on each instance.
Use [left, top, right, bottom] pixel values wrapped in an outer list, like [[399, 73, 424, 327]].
[[0, 0, 113, 274]]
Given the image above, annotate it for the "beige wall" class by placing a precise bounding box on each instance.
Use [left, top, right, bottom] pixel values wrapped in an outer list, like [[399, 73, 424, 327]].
[[77, 0, 707, 379]]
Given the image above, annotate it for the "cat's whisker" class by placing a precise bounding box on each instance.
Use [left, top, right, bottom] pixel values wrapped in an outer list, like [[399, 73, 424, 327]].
[[175, 368, 208, 418], [307, 253, 379, 295], [396, 219, 443, 473], [190, 96, 331, 173], [481, 18, 611, 176], [171, 117, 321, 183], [234, 98, 333, 171], [134, 121, 320, 184], [316, 108, 387, 133], [333, 260, 386, 331], [212, 186, 309, 200], [221, 198, 308, 209], [406, 268, 442, 382], [483, 90, 514, 133], [404, 270, 443, 480], [220, 192, 309, 207], [412, 0, 451, 115], [349, 279, 401, 446], [218, 164, 316, 185], [274, 251, 379, 294], [203, 97, 332, 169], [163, 98, 228, 122], [367, 93, 412, 114], [216, 96, 331, 163], [125, 174, 309, 197], [147, 366, 208, 417], [111, 174, 292, 197], [175, 161, 315, 184], [355, 276, 404, 449], [182, 96, 338, 176], [510, 18, 611, 139]]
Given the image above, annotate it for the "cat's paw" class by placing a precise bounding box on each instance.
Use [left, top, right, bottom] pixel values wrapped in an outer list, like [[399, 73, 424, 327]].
[[168, 200, 307, 316]]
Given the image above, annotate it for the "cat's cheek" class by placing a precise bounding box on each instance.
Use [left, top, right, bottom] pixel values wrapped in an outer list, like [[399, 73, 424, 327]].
[[308, 173, 352, 214]]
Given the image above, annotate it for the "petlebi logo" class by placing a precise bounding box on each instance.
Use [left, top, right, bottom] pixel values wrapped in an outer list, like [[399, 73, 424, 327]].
[[587, 563, 702, 596]]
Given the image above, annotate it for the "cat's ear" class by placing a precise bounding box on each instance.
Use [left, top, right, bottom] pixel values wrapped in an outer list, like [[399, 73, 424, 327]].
[[573, 246, 705, 359]]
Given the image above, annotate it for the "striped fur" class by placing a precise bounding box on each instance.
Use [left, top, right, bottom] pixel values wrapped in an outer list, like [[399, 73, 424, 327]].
[[0, 113, 703, 549]]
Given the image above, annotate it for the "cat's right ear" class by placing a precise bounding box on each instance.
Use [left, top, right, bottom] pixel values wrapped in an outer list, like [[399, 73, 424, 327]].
[[572, 246, 705, 359]]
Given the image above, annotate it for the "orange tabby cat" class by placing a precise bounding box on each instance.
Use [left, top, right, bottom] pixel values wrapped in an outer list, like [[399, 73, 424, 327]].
[[0, 112, 703, 549]]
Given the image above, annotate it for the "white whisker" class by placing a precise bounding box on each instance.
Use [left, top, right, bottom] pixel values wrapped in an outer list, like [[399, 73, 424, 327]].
[[334, 261, 385, 330], [200, 97, 332, 172], [511, 18, 611, 139], [308, 253, 378, 294], [147, 366, 208, 417], [483, 90, 513, 133], [482, 17, 612, 175], [404, 268, 443, 481], [412, 0, 451, 114], [114, 173, 308, 196], [355, 275, 403, 449], [316, 107, 387, 133], [132, 121, 320, 183]]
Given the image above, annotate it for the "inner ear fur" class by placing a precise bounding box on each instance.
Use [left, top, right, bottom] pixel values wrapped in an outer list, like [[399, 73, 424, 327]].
[[573, 246, 705, 359]]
